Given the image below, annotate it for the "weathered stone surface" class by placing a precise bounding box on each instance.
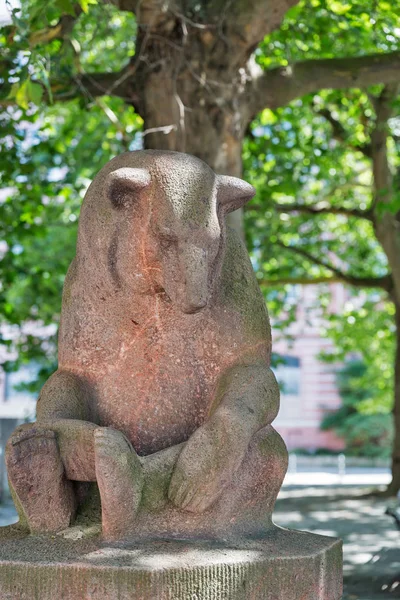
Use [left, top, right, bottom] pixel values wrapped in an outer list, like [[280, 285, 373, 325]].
[[0, 527, 342, 600], [5, 150, 289, 540]]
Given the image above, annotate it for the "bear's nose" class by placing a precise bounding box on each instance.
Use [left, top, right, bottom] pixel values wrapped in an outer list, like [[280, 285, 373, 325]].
[[179, 244, 209, 315], [182, 298, 207, 314]]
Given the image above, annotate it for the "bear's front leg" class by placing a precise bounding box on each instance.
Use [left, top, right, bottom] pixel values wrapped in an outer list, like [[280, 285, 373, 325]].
[[47, 422, 145, 540], [6, 416, 101, 533], [94, 428, 144, 540], [168, 365, 280, 513], [6, 423, 76, 533]]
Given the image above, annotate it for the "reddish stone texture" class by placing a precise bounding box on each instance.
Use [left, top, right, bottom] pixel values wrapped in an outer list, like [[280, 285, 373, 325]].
[[7, 151, 287, 540]]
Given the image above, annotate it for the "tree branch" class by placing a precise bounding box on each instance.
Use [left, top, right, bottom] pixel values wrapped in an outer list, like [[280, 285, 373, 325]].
[[275, 202, 373, 221], [315, 105, 372, 158], [29, 7, 82, 46], [250, 51, 400, 117], [258, 275, 345, 286], [217, 0, 299, 55], [277, 240, 392, 290], [51, 68, 137, 103]]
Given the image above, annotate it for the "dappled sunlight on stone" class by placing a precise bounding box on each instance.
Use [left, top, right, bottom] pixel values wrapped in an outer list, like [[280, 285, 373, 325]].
[[82, 546, 264, 570]]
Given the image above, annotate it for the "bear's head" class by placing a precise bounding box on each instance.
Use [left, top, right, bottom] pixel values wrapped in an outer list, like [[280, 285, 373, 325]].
[[81, 151, 255, 314]]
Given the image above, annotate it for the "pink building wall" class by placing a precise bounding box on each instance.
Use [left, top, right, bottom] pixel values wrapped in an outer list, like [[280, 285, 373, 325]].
[[271, 283, 346, 452]]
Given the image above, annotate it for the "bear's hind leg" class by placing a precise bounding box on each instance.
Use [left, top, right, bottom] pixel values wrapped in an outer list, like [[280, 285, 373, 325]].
[[211, 424, 288, 538], [5, 424, 76, 533]]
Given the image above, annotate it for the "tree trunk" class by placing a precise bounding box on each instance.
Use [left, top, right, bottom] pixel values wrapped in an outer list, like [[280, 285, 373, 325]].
[[369, 86, 400, 495], [120, 2, 299, 234], [387, 302, 400, 496], [375, 215, 400, 496], [374, 217, 400, 498], [132, 22, 257, 237], [142, 89, 245, 234]]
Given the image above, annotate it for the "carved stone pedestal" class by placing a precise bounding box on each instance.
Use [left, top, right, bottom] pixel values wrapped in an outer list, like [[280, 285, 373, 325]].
[[0, 526, 342, 599]]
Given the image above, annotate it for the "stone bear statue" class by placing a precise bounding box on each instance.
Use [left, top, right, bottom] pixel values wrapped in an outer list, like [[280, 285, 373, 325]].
[[6, 150, 288, 541]]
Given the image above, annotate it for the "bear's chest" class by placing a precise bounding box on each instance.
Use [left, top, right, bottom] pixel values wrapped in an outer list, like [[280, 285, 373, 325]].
[[92, 310, 234, 455]]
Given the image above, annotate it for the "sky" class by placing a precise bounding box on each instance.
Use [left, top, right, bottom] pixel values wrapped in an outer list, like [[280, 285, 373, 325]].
[[0, 0, 20, 27]]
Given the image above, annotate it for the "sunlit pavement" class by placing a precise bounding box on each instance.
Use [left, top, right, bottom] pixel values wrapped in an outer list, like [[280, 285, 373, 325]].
[[0, 476, 399, 599], [283, 468, 391, 488], [276, 480, 400, 599]]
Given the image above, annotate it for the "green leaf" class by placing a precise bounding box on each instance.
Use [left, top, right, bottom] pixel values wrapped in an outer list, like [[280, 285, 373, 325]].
[[13, 79, 43, 109], [55, 0, 76, 15], [7, 82, 20, 100], [15, 80, 30, 110], [375, 194, 400, 217], [78, 0, 98, 13], [26, 80, 43, 105], [259, 108, 278, 126], [328, 1, 352, 16]]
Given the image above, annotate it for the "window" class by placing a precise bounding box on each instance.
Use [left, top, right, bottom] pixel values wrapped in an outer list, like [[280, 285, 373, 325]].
[[272, 355, 301, 396]]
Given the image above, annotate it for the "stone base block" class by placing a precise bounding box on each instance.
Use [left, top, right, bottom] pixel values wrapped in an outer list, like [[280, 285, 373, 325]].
[[0, 526, 342, 599]]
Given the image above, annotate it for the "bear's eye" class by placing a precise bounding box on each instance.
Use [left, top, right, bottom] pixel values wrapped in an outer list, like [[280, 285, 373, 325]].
[[159, 231, 177, 251]]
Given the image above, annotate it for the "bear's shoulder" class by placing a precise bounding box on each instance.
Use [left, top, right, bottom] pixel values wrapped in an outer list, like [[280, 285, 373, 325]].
[[218, 228, 270, 342]]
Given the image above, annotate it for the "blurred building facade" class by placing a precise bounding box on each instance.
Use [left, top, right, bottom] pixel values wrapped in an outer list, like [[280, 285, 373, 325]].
[[272, 283, 345, 453]]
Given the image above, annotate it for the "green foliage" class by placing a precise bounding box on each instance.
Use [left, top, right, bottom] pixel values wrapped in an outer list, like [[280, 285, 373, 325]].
[[242, 79, 397, 457], [244, 90, 390, 283], [257, 0, 400, 69], [320, 299, 395, 407], [322, 360, 393, 457]]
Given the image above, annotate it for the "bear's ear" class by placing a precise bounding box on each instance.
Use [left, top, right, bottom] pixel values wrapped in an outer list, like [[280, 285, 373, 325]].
[[216, 175, 256, 214], [106, 167, 151, 208]]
